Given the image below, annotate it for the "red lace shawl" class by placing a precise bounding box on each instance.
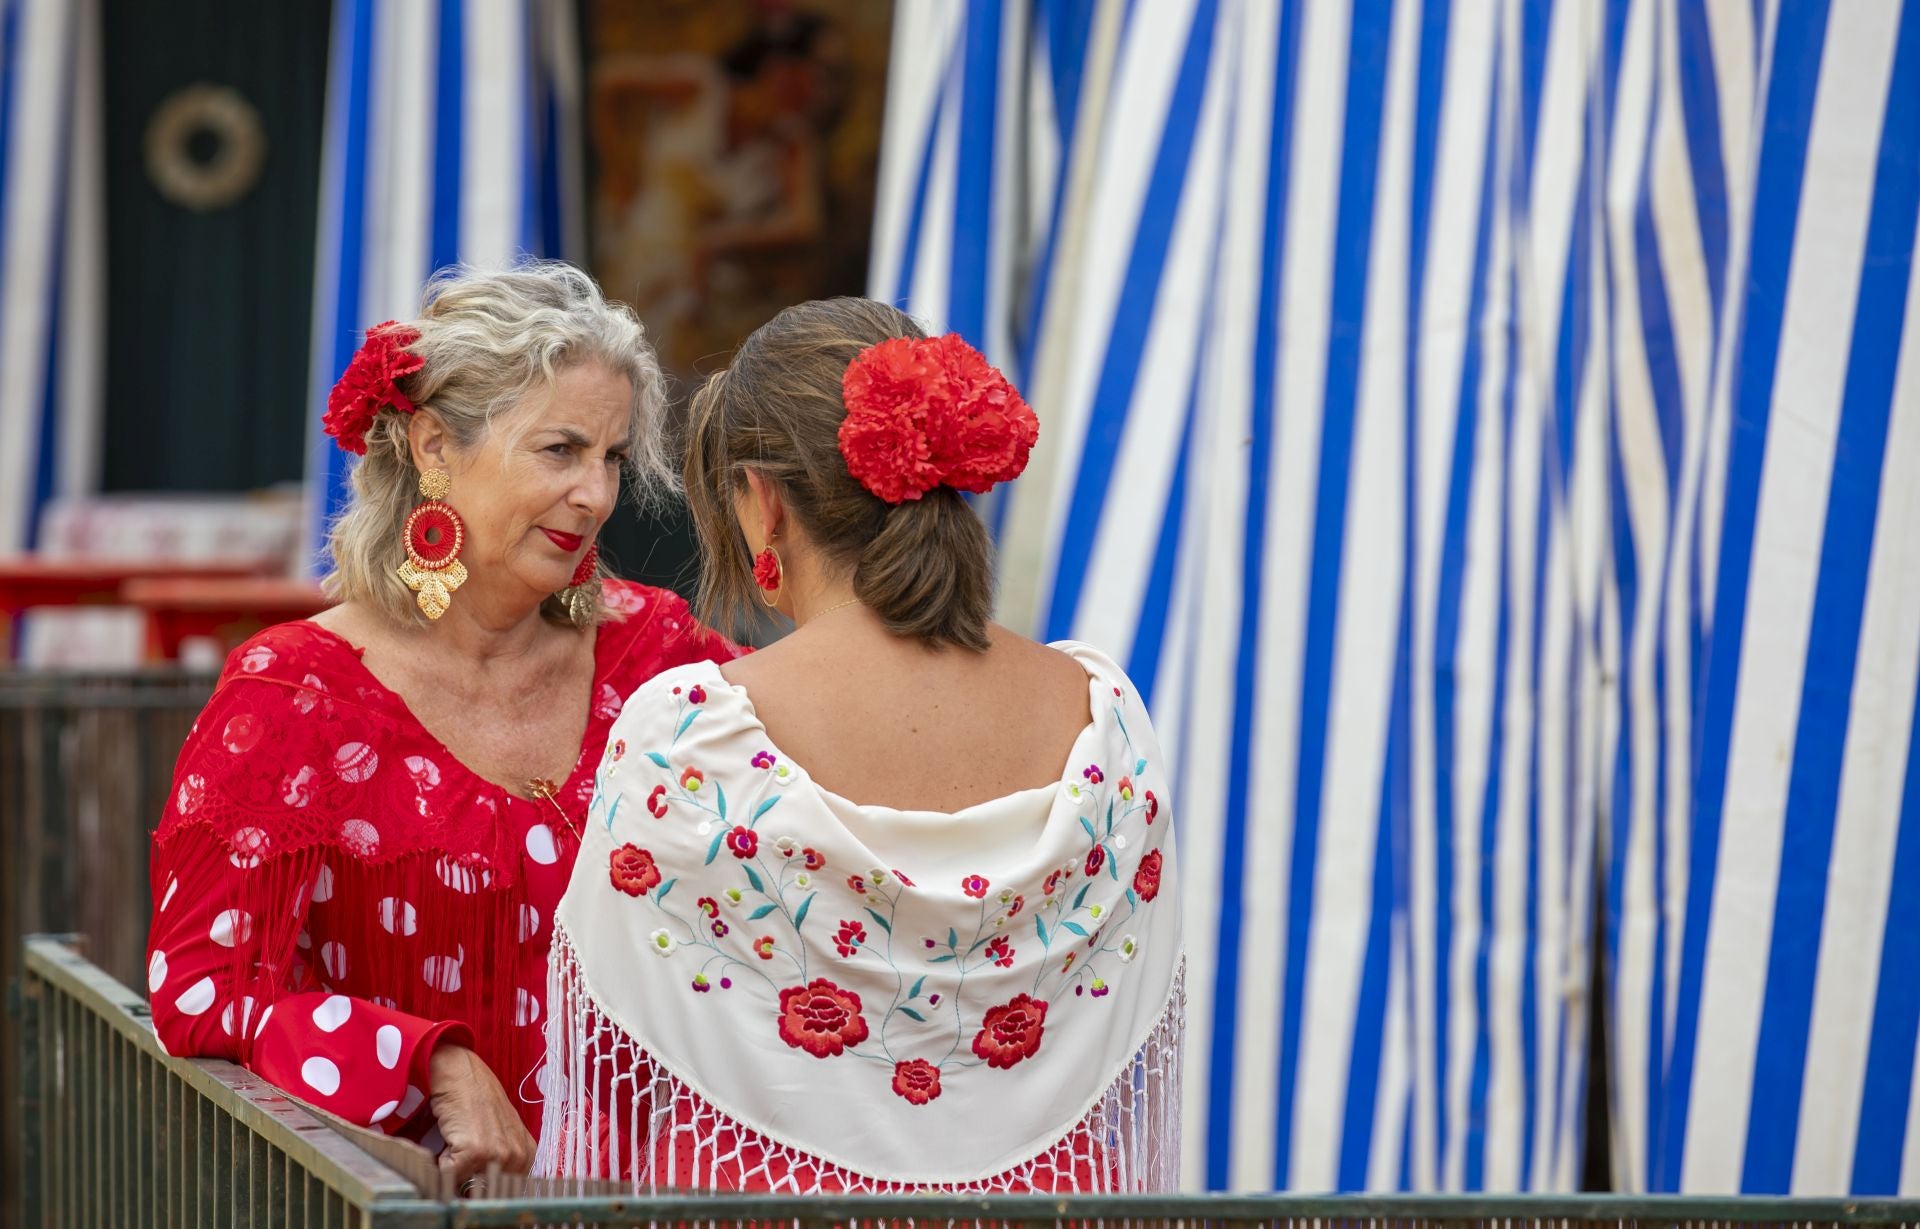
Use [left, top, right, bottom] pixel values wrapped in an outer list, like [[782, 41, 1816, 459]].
[[145, 581, 742, 1139]]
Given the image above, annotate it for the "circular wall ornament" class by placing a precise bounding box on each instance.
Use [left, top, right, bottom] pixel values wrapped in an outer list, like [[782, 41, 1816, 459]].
[[144, 84, 267, 212]]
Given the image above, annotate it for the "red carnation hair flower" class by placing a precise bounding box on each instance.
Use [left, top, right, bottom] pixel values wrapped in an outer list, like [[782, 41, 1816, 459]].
[[323, 321, 425, 455], [838, 333, 1039, 504]]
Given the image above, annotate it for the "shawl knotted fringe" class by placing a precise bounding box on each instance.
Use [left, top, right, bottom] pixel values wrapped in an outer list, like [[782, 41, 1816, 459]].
[[534, 926, 1184, 1193]]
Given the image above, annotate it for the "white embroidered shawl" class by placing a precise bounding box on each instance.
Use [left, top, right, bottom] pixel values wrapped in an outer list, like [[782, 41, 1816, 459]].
[[536, 642, 1182, 1190]]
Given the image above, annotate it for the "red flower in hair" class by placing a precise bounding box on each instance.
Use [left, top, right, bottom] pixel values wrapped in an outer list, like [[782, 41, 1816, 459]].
[[323, 322, 424, 455], [838, 334, 1039, 504]]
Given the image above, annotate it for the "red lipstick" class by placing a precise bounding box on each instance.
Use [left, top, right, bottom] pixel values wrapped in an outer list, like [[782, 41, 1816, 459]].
[[542, 528, 584, 552]]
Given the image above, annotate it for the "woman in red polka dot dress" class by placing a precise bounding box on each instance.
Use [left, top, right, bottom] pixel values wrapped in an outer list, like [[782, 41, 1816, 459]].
[[145, 264, 740, 1191]]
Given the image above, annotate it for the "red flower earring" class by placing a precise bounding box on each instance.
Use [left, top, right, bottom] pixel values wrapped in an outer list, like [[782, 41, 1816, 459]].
[[398, 469, 467, 620], [570, 540, 600, 588], [753, 543, 782, 607]]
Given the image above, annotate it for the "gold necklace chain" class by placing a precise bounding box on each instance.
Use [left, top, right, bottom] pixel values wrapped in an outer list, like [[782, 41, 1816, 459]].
[[798, 597, 862, 628]]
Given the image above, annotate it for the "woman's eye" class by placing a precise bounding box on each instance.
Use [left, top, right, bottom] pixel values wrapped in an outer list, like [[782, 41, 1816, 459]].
[[545, 444, 572, 456]]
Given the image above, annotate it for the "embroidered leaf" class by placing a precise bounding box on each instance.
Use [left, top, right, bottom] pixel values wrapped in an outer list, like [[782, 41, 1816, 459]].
[[646, 751, 670, 770], [897, 1007, 926, 1023], [1061, 921, 1090, 937], [947, 927, 958, 950], [1105, 799, 1115, 836], [704, 826, 727, 865], [715, 781, 728, 821], [968, 934, 992, 954], [656, 878, 677, 903], [1126, 888, 1138, 908], [1079, 816, 1098, 842], [606, 795, 622, 830], [1036, 916, 1051, 947], [1135, 757, 1148, 775], [744, 865, 764, 893], [748, 904, 778, 921], [1106, 845, 1120, 880], [865, 908, 893, 934], [675, 709, 700, 739], [909, 975, 926, 1000], [794, 892, 815, 930], [1072, 883, 1091, 910], [929, 953, 957, 963], [752, 796, 780, 823]]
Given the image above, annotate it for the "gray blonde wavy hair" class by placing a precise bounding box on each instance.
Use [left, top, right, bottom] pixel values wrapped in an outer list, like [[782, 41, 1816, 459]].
[[324, 261, 670, 627]]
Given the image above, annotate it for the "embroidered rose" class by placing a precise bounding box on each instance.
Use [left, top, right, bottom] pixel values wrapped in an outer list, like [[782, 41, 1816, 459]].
[[834, 919, 867, 958], [1133, 849, 1164, 902], [646, 785, 669, 818], [753, 935, 776, 960], [777, 978, 869, 1058], [803, 848, 826, 871], [1145, 790, 1160, 823], [726, 826, 758, 859], [961, 873, 990, 899], [972, 994, 1048, 1070], [986, 934, 1015, 968], [848, 874, 869, 895], [680, 767, 705, 792], [891, 1059, 942, 1105], [609, 845, 661, 896], [1084, 845, 1106, 877]]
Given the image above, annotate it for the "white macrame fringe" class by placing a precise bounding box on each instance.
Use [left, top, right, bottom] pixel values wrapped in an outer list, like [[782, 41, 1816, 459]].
[[534, 925, 1184, 1193]]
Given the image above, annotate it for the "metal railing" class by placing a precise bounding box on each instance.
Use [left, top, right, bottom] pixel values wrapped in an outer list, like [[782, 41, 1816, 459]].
[[18, 935, 1920, 1228]]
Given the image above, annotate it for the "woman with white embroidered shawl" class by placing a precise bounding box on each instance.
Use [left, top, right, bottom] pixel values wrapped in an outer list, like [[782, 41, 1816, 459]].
[[537, 298, 1182, 1193]]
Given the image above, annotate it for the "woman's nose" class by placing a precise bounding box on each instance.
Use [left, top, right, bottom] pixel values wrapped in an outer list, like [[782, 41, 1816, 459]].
[[571, 463, 619, 518]]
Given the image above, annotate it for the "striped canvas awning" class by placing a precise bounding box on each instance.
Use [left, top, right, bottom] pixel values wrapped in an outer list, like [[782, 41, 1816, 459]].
[[0, 0, 104, 554], [302, 0, 584, 570], [872, 0, 1920, 1197]]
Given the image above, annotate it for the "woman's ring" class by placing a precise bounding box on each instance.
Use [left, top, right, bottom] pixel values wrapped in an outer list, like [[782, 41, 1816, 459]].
[[459, 1175, 486, 1198]]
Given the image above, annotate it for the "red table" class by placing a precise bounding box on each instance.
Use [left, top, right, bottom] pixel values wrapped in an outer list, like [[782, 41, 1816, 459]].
[[121, 577, 331, 662], [0, 558, 279, 662]]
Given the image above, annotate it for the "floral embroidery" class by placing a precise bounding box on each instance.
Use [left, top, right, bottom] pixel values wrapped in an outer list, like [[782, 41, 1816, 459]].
[[972, 994, 1048, 1069], [986, 935, 1015, 968], [646, 785, 669, 818], [697, 896, 720, 918], [774, 835, 798, 858], [710, 919, 730, 938], [891, 1058, 942, 1105], [777, 979, 869, 1058], [1043, 869, 1064, 896], [1118, 775, 1134, 801], [688, 685, 707, 705], [754, 935, 776, 960], [648, 929, 676, 956], [893, 868, 915, 887], [848, 874, 868, 895], [1133, 849, 1164, 903], [834, 919, 868, 958], [1007, 894, 1025, 917], [1118, 935, 1138, 963], [961, 874, 990, 899], [1145, 790, 1160, 823], [752, 750, 777, 770], [803, 848, 826, 871], [611, 739, 627, 763], [692, 974, 712, 993], [609, 844, 661, 896], [1084, 845, 1106, 878], [1083, 764, 1104, 785], [680, 767, 705, 792], [726, 826, 758, 859]]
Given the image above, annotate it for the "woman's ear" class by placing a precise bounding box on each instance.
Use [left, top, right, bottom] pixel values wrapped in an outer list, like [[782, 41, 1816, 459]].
[[741, 469, 786, 548], [406, 410, 451, 474]]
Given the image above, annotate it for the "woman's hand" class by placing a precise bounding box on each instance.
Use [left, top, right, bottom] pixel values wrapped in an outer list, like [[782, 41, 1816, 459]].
[[428, 1043, 535, 1190]]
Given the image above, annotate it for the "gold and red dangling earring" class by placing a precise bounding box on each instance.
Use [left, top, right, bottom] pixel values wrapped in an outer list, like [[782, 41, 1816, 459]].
[[398, 468, 467, 619], [561, 539, 600, 627], [753, 539, 782, 607]]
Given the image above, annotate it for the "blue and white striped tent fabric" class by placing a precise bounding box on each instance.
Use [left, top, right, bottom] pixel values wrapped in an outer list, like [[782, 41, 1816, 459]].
[[302, 0, 584, 569], [872, 0, 1920, 1196], [0, 0, 104, 554]]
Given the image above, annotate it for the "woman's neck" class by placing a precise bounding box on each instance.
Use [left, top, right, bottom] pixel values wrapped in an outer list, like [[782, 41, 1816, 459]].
[[421, 582, 563, 665]]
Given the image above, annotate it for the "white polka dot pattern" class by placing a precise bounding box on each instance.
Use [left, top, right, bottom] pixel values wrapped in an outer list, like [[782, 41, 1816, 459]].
[[515, 988, 540, 1027], [525, 824, 559, 865], [333, 742, 379, 783], [376, 1024, 403, 1070], [174, 977, 216, 1017], [148, 949, 169, 993], [321, 941, 348, 981], [209, 909, 253, 948], [310, 865, 335, 904], [421, 955, 462, 994], [301, 1056, 341, 1096], [518, 904, 540, 943], [312, 995, 352, 1033], [377, 897, 418, 935], [339, 818, 380, 857]]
